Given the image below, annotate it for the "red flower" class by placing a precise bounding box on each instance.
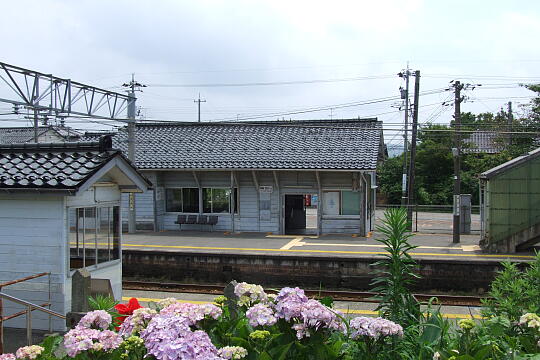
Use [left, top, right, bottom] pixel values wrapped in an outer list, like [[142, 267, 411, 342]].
[[114, 297, 142, 328]]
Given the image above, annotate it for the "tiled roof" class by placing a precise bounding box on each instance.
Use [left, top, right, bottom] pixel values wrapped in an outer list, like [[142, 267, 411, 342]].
[[0, 126, 81, 144], [103, 119, 383, 170], [463, 131, 503, 154], [0, 137, 119, 191]]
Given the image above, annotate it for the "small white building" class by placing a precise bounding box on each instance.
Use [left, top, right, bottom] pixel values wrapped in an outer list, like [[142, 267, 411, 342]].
[[0, 137, 151, 331]]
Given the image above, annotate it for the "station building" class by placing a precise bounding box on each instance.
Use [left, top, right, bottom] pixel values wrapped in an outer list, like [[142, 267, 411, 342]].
[[0, 137, 151, 331], [111, 119, 385, 236]]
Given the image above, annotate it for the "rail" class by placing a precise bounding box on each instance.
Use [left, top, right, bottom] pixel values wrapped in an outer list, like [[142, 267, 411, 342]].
[[0, 272, 58, 352], [123, 280, 486, 307]]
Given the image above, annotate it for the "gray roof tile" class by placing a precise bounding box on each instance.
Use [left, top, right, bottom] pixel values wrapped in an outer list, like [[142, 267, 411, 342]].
[[0, 138, 121, 190], [101, 119, 382, 170]]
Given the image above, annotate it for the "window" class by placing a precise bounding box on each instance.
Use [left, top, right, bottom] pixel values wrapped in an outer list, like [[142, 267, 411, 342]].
[[203, 188, 239, 214], [69, 206, 120, 270], [166, 188, 200, 213], [323, 190, 361, 215], [341, 191, 361, 215]]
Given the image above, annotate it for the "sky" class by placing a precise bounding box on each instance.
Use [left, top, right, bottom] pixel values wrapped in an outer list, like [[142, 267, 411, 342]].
[[1, 0, 540, 152]]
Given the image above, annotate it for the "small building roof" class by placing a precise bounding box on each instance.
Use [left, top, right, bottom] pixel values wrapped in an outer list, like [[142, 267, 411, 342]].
[[480, 147, 540, 180], [0, 136, 152, 193], [463, 131, 503, 154], [0, 125, 81, 144], [95, 119, 383, 171]]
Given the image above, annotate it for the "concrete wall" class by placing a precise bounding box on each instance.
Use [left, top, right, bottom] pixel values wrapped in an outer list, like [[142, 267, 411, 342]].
[[123, 249, 516, 294], [143, 170, 372, 235]]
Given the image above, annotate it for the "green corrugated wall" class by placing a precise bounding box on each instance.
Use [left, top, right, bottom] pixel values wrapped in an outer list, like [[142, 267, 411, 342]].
[[486, 156, 540, 244]]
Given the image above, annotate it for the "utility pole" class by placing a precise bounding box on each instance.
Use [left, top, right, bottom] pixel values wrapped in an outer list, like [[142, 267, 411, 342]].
[[194, 93, 206, 122], [507, 101, 513, 147], [399, 65, 411, 206], [406, 70, 420, 227], [123, 74, 145, 234], [452, 81, 464, 244]]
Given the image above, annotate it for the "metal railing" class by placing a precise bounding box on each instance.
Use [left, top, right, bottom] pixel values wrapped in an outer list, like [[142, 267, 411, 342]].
[[0, 273, 65, 352]]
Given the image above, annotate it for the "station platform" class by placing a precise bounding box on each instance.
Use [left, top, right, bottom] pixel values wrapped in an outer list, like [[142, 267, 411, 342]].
[[122, 230, 535, 262]]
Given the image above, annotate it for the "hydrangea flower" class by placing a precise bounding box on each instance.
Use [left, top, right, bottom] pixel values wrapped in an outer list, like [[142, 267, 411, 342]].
[[140, 313, 221, 360], [78, 310, 112, 330], [0, 354, 15, 360], [159, 302, 222, 326], [349, 316, 403, 339], [274, 287, 309, 321], [218, 346, 248, 359], [234, 282, 268, 306], [14, 346, 44, 360], [300, 299, 344, 332], [198, 303, 223, 320], [156, 297, 179, 309], [64, 326, 122, 357], [519, 313, 540, 328], [246, 303, 277, 327], [119, 307, 158, 336]]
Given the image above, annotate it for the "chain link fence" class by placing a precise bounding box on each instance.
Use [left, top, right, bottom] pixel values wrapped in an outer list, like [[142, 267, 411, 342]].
[[375, 204, 481, 234]]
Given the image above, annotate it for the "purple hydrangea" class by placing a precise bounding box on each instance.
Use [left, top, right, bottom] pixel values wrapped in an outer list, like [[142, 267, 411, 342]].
[[274, 287, 309, 321], [246, 303, 277, 327], [78, 310, 112, 330], [299, 299, 344, 332], [140, 313, 221, 360], [284, 299, 345, 339], [349, 316, 403, 339]]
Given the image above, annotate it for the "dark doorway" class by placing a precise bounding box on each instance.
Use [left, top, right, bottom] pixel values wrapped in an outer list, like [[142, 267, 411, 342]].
[[285, 195, 306, 234]]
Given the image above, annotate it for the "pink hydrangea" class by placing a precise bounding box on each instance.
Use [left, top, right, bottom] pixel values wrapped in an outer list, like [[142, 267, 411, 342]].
[[63, 326, 122, 357], [198, 303, 223, 320], [160, 302, 222, 325], [246, 303, 277, 327], [0, 354, 15, 360], [15, 346, 44, 360], [78, 310, 112, 330]]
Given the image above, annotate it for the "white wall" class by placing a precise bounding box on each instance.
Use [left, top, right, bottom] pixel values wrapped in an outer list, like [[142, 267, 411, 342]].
[[0, 193, 66, 331]]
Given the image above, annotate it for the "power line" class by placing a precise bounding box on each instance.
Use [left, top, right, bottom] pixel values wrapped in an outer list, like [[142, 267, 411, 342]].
[[147, 74, 395, 88]]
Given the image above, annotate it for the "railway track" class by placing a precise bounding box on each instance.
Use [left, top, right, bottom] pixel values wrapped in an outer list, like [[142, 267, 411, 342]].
[[123, 280, 486, 307]]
